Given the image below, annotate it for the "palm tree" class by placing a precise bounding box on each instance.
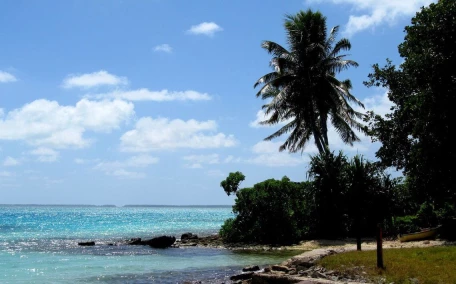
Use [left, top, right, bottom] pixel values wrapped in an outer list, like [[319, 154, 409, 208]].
[[254, 10, 365, 154]]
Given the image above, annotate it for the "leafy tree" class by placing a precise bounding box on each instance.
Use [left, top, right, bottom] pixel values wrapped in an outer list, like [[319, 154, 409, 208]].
[[254, 9, 365, 155], [220, 176, 312, 244], [364, 0, 456, 208], [220, 171, 245, 196], [308, 151, 349, 238]]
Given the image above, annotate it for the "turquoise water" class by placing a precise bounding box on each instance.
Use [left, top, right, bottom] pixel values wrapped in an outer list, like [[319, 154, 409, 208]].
[[0, 206, 294, 283]]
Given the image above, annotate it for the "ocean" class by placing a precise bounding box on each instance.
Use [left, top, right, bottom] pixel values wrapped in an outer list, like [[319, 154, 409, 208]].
[[0, 205, 296, 283]]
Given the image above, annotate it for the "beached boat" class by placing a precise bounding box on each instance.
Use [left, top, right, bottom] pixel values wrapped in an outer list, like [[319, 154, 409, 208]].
[[399, 226, 440, 242]]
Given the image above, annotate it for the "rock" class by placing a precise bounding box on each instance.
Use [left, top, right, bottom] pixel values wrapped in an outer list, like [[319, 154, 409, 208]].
[[181, 232, 199, 240], [271, 265, 290, 272], [252, 273, 302, 283], [78, 241, 95, 246], [144, 235, 176, 248], [243, 265, 260, 272], [230, 272, 254, 281], [128, 238, 142, 245]]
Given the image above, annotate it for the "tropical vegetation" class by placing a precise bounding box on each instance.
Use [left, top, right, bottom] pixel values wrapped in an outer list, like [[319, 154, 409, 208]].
[[254, 9, 365, 155], [220, 1, 456, 244]]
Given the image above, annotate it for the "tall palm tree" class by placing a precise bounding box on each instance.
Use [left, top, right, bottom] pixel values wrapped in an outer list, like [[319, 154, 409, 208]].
[[254, 10, 365, 154]]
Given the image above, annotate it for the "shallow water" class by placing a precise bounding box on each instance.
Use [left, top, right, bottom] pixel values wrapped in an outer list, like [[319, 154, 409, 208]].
[[0, 205, 297, 283]]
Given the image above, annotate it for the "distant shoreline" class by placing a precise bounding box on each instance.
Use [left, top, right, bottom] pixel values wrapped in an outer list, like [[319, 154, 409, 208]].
[[0, 204, 232, 207]]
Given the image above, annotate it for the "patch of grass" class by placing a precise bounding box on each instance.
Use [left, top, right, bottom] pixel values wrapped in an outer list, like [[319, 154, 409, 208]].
[[318, 246, 456, 284]]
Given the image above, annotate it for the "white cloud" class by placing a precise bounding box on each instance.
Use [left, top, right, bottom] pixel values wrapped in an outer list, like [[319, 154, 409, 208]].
[[74, 158, 100, 164], [250, 110, 269, 128], [0, 99, 135, 149], [249, 110, 293, 128], [110, 169, 145, 179], [0, 171, 14, 177], [3, 156, 20, 166], [183, 154, 220, 168], [187, 163, 203, 169], [154, 44, 173, 53], [187, 22, 223, 36], [30, 147, 59, 162], [62, 70, 128, 89], [120, 117, 237, 152], [86, 89, 211, 102], [223, 155, 241, 163], [125, 154, 159, 167], [248, 141, 307, 167], [307, 0, 435, 36], [94, 154, 158, 179], [0, 71, 17, 83], [363, 90, 394, 117]]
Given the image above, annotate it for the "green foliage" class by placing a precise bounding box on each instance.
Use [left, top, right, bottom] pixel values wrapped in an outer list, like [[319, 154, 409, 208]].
[[308, 151, 397, 238], [394, 215, 420, 234], [254, 9, 364, 155], [220, 176, 312, 244], [364, 0, 456, 209], [220, 154, 404, 243], [308, 151, 350, 237], [220, 171, 245, 196]]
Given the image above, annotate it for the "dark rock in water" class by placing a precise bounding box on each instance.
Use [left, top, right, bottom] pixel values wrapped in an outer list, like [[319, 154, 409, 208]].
[[181, 232, 198, 240], [230, 272, 254, 281], [143, 235, 176, 248], [242, 265, 260, 272], [128, 238, 143, 245], [78, 241, 95, 246]]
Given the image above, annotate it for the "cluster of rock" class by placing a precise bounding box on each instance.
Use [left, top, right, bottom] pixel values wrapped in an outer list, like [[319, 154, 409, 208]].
[[77, 235, 177, 249], [76, 232, 221, 249], [229, 248, 370, 284]]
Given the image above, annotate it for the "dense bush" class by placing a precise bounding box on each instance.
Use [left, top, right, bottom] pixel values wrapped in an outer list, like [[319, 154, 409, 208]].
[[219, 177, 312, 244], [393, 215, 420, 235]]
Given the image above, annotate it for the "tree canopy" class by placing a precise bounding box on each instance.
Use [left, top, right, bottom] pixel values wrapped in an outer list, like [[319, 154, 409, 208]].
[[365, 0, 456, 207], [220, 171, 245, 196], [254, 9, 365, 155]]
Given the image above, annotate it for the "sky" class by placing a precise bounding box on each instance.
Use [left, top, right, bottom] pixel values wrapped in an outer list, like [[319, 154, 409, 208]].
[[0, 0, 435, 205]]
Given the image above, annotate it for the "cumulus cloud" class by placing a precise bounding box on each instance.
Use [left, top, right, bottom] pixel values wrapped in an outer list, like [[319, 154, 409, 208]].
[[363, 90, 394, 117], [247, 141, 308, 167], [74, 158, 100, 164], [3, 156, 20, 166], [0, 71, 17, 83], [249, 110, 293, 128], [86, 89, 211, 101], [154, 44, 173, 53], [62, 70, 128, 89], [109, 169, 145, 179], [94, 154, 158, 179], [183, 154, 220, 168], [306, 0, 435, 36], [120, 117, 237, 152], [0, 99, 135, 149], [187, 22, 223, 36], [30, 147, 60, 162]]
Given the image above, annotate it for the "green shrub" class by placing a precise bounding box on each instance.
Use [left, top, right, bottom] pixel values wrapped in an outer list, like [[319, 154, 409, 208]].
[[220, 176, 312, 244], [394, 215, 420, 234]]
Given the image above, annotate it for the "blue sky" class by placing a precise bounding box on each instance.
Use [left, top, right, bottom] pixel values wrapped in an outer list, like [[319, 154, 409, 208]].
[[0, 0, 434, 205]]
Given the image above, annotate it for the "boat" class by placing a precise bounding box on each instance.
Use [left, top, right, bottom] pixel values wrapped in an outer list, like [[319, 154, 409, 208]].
[[399, 226, 441, 242]]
